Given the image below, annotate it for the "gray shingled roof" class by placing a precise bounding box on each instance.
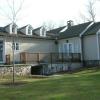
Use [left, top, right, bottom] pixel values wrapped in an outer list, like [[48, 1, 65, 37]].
[[59, 22, 91, 39], [83, 22, 100, 36], [19, 25, 28, 30], [0, 26, 54, 40], [47, 26, 66, 34], [33, 27, 41, 32]]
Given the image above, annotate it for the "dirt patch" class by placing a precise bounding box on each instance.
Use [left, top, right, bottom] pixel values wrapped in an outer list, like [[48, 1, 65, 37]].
[[28, 75, 49, 78]]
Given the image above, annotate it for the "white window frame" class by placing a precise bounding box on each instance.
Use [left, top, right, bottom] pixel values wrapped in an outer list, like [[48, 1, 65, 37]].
[[12, 42, 20, 51], [28, 28, 32, 35], [63, 43, 74, 53], [12, 24, 17, 34]]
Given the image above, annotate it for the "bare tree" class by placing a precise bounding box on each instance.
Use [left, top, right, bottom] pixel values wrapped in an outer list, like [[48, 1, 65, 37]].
[[80, 0, 96, 22], [0, 0, 24, 23], [42, 21, 56, 31], [87, 0, 96, 22], [0, 0, 24, 85]]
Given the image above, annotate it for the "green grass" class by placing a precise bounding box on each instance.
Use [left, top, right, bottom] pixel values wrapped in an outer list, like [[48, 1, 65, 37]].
[[0, 67, 100, 100]]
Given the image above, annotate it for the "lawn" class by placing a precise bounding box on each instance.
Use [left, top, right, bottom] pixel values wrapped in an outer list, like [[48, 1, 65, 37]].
[[0, 67, 100, 100]]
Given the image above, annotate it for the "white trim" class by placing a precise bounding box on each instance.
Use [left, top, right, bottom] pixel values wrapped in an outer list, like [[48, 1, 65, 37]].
[[26, 25, 33, 35], [96, 29, 100, 60], [40, 27, 42, 36], [3, 39, 5, 64], [0, 39, 5, 63], [80, 22, 94, 37]]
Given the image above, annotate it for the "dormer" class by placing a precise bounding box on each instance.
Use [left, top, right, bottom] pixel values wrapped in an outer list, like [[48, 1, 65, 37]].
[[33, 26, 46, 37], [19, 24, 33, 35], [27, 25, 33, 35], [4, 23, 18, 34], [40, 27, 46, 37]]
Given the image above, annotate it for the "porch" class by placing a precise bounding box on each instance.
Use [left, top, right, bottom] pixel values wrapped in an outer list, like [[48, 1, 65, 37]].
[[4, 53, 81, 75], [20, 52, 81, 64]]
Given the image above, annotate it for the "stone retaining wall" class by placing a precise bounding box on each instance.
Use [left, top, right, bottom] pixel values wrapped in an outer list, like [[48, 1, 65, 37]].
[[0, 66, 31, 76]]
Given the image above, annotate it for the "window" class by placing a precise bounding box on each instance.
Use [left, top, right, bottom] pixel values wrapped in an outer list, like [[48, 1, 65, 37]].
[[12, 42, 19, 51], [12, 26, 15, 33], [27, 26, 32, 35], [28, 28, 32, 35], [12, 24, 17, 34], [40, 27, 46, 37], [63, 43, 74, 53], [16, 43, 19, 50]]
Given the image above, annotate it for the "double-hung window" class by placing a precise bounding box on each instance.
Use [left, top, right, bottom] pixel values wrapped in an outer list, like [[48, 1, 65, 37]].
[[12, 42, 19, 51]]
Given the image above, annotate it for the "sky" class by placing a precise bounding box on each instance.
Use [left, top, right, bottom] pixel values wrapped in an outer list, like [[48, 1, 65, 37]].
[[0, 0, 100, 28]]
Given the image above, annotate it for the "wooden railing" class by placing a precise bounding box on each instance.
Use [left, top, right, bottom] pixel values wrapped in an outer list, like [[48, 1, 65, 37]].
[[20, 52, 81, 64]]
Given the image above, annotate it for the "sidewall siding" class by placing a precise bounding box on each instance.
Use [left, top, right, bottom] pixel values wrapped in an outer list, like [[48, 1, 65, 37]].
[[58, 37, 81, 53], [83, 35, 98, 60], [5, 37, 56, 63]]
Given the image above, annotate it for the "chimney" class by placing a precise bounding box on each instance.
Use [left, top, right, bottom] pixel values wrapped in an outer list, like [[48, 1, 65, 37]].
[[67, 20, 73, 28]]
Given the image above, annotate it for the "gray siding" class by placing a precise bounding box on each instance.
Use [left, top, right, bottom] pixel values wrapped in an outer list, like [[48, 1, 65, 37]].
[[83, 35, 98, 60], [59, 37, 81, 53], [5, 37, 56, 62]]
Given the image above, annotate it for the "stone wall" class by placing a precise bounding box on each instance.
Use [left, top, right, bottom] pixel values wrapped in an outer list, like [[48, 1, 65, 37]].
[[0, 63, 82, 76], [42, 63, 82, 75], [0, 66, 31, 76]]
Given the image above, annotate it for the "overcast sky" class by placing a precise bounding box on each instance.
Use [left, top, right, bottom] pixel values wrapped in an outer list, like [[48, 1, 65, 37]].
[[0, 0, 100, 28]]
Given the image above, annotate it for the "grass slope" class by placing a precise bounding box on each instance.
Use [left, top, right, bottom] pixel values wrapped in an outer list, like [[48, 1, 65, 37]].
[[0, 67, 100, 100]]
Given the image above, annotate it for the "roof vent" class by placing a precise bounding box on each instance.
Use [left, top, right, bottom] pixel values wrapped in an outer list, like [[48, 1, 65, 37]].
[[67, 20, 73, 28]]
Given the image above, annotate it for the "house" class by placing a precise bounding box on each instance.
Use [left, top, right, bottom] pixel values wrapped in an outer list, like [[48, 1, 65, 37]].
[[0, 20, 100, 68], [0, 23, 56, 64], [33, 26, 46, 37], [48, 20, 100, 66]]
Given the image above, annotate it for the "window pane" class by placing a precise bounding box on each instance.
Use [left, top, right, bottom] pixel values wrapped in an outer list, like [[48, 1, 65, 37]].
[[63, 44, 68, 53], [69, 44, 73, 53], [12, 43, 15, 50], [16, 43, 19, 50]]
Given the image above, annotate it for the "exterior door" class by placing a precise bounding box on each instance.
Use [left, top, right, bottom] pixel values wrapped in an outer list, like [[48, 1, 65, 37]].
[[0, 41, 3, 62]]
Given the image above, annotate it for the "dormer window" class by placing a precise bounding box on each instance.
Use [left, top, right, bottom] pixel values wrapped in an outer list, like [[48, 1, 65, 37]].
[[12, 24, 17, 34], [12, 25, 15, 33], [28, 26, 32, 35], [40, 27, 46, 37], [4, 23, 17, 34], [19, 24, 33, 35]]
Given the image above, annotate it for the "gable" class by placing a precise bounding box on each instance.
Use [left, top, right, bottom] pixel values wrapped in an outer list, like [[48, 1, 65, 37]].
[[4, 23, 18, 34], [19, 25, 33, 35], [83, 22, 100, 36]]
